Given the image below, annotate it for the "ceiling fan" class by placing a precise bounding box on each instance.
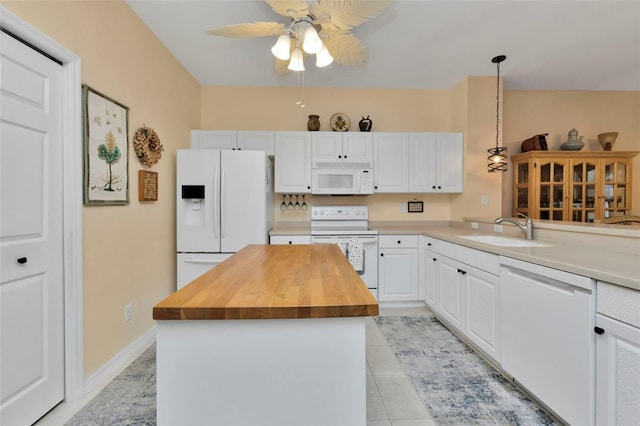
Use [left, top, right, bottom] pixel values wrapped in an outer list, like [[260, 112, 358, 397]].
[[207, 0, 395, 73]]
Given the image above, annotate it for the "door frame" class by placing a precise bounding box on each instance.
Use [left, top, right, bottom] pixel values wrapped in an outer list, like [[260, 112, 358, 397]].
[[1, 7, 85, 401]]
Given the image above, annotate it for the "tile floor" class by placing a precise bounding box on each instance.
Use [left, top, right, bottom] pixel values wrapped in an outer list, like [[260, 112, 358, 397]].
[[366, 306, 436, 426], [37, 306, 435, 426]]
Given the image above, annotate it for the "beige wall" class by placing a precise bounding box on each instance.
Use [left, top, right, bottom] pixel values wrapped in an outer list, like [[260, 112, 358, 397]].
[[201, 86, 461, 222], [503, 91, 640, 215], [4, 1, 201, 376]]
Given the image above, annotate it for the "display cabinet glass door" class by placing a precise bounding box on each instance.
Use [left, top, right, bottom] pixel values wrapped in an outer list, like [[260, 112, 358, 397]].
[[570, 160, 598, 223], [602, 160, 629, 219], [514, 162, 529, 217], [538, 160, 566, 221]]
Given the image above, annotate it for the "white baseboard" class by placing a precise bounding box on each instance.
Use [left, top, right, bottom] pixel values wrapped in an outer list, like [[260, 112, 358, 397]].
[[83, 326, 156, 396], [378, 301, 428, 309]]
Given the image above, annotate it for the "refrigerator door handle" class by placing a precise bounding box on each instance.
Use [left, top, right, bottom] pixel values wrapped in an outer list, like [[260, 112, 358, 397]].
[[182, 258, 218, 265], [221, 168, 225, 238], [213, 166, 220, 238]]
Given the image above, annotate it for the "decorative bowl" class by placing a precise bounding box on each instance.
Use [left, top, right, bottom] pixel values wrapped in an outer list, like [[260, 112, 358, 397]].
[[597, 132, 618, 151]]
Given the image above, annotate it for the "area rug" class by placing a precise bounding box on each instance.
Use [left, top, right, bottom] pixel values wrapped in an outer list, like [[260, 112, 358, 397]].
[[374, 315, 557, 425], [65, 344, 156, 425]]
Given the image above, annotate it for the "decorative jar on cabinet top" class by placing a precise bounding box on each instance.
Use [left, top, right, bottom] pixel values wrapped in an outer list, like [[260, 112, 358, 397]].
[[307, 115, 320, 131]]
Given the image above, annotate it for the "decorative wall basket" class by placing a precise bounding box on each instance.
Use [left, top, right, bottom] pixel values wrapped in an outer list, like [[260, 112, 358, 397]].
[[133, 125, 164, 168]]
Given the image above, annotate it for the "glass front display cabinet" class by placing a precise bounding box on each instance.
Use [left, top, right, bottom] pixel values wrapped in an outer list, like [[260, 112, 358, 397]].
[[512, 151, 637, 223]]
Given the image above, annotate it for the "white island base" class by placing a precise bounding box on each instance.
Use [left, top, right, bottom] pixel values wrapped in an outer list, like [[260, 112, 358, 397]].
[[156, 317, 367, 426]]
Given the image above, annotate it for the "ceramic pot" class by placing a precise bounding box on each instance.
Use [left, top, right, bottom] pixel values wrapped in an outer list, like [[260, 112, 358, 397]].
[[560, 128, 584, 151], [359, 115, 372, 132], [307, 115, 320, 131], [598, 132, 618, 151]]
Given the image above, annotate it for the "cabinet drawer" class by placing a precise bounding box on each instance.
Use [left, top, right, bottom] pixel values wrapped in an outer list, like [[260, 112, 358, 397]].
[[270, 235, 311, 245], [436, 239, 500, 276], [379, 235, 419, 249], [598, 281, 640, 328]]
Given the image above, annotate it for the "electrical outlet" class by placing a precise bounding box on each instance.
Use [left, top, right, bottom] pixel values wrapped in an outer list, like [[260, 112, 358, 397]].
[[471, 222, 479, 229], [481, 195, 488, 205], [493, 224, 504, 233], [124, 304, 132, 322]]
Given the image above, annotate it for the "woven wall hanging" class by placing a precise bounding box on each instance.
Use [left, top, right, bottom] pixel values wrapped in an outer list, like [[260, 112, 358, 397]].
[[133, 125, 163, 168]]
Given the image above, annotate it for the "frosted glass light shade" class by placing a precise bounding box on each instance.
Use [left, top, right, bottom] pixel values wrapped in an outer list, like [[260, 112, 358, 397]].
[[271, 34, 291, 60], [288, 48, 305, 71], [303, 26, 322, 54], [315, 45, 334, 67]]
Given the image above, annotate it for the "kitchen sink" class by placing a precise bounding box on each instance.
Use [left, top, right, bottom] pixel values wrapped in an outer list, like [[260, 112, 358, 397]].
[[457, 235, 552, 247]]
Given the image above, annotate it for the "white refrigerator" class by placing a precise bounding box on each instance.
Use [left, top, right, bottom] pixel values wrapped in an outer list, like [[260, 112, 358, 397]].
[[176, 149, 273, 289]]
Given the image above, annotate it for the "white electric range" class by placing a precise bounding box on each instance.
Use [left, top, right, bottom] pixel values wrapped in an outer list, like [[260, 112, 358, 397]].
[[310, 206, 378, 298]]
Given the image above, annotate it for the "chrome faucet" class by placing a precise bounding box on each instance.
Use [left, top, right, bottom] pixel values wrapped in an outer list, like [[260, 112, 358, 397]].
[[495, 213, 534, 240]]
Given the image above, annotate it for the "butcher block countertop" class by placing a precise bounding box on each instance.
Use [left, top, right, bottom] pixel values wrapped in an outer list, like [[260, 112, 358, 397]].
[[154, 244, 378, 320]]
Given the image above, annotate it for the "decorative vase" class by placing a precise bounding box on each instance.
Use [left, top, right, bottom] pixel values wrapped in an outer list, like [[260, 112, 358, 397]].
[[560, 128, 584, 151], [359, 115, 372, 132], [597, 132, 618, 151], [307, 115, 320, 131]]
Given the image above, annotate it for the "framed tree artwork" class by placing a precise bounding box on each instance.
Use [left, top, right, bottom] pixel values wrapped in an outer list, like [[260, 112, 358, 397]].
[[82, 84, 129, 205]]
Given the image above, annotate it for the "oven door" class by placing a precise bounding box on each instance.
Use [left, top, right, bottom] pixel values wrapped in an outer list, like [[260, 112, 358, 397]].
[[311, 235, 378, 299]]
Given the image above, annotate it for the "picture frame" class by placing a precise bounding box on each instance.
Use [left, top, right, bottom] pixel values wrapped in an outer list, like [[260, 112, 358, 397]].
[[82, 84, 129, 205], [407, 201, 424, 213], [138, 170, 158, 202]]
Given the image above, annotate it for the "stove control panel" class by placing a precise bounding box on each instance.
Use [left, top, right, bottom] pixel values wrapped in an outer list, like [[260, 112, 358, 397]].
[[311, 206, 368, 221]]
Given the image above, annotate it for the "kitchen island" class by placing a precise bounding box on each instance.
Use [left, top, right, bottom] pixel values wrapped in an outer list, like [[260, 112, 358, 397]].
[[153, 244, 378, 426]]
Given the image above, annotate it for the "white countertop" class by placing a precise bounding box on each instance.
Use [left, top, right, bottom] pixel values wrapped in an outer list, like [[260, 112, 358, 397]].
[[270, 220, 640, 291]]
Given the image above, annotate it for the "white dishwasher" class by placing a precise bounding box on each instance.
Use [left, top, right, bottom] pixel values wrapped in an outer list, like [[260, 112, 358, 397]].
[[500, 257, 595, 426]]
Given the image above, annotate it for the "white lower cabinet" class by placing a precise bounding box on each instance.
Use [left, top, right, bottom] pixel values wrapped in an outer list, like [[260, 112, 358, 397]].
[[595, 282, 640, 426], [421, 238, 500, 361], [378, 235, 419, 301], [269, 235, 311, 245]]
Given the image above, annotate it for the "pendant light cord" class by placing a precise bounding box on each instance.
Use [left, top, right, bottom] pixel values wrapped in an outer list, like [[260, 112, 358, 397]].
[[495, 60, 500, 149]]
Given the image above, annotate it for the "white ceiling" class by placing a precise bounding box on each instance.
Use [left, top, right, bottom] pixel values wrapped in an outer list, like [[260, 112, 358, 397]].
[[126, 0, 640, 91]]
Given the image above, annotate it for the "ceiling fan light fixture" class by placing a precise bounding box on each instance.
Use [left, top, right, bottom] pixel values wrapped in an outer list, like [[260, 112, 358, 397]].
[[302, 26, 322, 54], [288, 47, 305, 71], [315, 45, 333, 67], [271, 34, 291, 60]]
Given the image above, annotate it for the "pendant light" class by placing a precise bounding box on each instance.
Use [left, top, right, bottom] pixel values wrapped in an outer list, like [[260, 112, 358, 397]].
[[488, 55, 508, 173]]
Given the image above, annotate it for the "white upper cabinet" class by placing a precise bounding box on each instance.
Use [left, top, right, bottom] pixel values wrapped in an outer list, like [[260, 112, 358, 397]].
[[373, 132, 409, 192], [191, 130, 236, 150], [237, 131, 275, 156], [409, 132, 463, 193], [191, 130, 274, 155], [274, 132, 312, 194], [311, 132, 372, 167]]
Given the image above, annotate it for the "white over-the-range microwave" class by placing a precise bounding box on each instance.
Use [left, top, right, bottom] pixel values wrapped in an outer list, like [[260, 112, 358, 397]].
[[311, 167, 374, 195]]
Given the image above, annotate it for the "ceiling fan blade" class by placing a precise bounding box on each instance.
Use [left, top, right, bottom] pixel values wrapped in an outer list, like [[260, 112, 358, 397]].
[[265, 0, 310, 20], [311, 0, 395, 31], [207, 22, 286, 38], [323, 31, 368, 66]]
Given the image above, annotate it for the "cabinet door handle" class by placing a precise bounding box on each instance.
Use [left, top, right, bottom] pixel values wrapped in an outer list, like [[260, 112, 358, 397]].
[[338, 155, 342, 159], [374, 185, 378, 189], [17, 257, 28, 264], [437, 186, 441, 189], [432, 258, 437, 261], [397, 240, 401, 244], [380, 253, 384, 257], [307, 186, 311, 190], [427, 242, 432, 246], [594, 326, 605, 335], [288, 241, 293, 245], [344, 155, 347, 159], [432, 185, 436, 189]]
